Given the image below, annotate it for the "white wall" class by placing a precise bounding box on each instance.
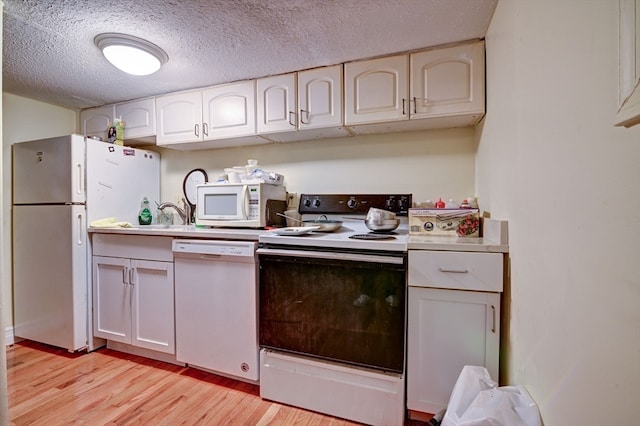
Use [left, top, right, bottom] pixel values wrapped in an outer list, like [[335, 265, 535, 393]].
[[1, 93, 77, 334], [478, 1, 640, 425], [158, 128, 477, 208]]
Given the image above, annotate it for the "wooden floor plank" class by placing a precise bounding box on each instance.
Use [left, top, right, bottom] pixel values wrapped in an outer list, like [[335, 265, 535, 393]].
[[7, 340, 429, 426]]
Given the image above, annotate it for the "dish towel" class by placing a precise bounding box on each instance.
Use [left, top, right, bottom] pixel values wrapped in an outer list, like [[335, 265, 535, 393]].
[[90, 217, 133, 228]]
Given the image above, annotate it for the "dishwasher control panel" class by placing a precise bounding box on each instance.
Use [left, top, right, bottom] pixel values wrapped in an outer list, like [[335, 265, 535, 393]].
[[172, 240, 257, 257]]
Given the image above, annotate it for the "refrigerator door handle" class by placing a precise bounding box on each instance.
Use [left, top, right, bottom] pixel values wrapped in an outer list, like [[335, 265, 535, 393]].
[[76, 213, 84, 245], [76, 162, 84, 195]]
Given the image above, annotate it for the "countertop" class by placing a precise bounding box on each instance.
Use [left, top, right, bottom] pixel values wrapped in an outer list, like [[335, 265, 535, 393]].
[[89, 218, 509, 253], [407, 235, 508, 253], [88, 225, 264, 241]]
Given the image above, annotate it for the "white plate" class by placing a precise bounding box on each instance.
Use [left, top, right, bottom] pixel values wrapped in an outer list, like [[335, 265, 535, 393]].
[[268, 226, 321, 236]]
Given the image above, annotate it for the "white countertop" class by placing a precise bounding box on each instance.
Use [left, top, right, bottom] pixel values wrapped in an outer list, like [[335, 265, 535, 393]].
[[88, 225, 264, 241], [89, 219, 509, 253], [407, 235, 508, 253]]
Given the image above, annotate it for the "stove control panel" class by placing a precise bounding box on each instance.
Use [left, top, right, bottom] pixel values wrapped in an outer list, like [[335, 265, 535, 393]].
[[299, 194, 413, 216]]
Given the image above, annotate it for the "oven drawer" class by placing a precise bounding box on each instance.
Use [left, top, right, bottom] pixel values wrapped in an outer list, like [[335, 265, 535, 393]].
[[408, 251, 503, 292]]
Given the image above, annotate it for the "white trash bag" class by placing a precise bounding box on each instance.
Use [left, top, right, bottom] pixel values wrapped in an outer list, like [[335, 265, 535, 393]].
[[441, 366, 542, 426]]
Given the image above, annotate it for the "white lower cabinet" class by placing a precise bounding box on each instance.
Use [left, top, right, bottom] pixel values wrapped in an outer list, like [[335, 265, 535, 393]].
[[407, 250, 503, 416], [92, 235, 175, 354], [407, 287, 500, 415]]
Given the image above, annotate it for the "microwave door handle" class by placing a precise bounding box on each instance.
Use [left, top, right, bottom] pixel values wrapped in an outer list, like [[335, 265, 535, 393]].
[[241, 185, 249, 219]]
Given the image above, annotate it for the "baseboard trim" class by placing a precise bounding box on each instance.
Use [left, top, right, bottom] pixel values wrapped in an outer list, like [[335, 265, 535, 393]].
[[5, 326, 16, 346]]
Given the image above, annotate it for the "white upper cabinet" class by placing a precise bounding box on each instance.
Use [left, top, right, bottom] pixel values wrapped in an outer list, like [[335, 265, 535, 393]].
[[346, 41, 485, 134], [80, 105, 115, 141], [203, 80, 257, 139], [257, 73, 297, 134], [81, 99, 156, 145], [114, 98, 156, 140], [256, 65, 352, 143], [345, 55, 409, 125], [156, 81, 267, 149], [83, 41, 486, 150], [411, 42, 485, 120], [298, 65, 345, 130], [155, 91, 204, 145], [616, 0, 640, 127]]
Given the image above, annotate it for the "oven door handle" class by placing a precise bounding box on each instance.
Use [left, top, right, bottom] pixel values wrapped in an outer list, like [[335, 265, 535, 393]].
[[257, 247, 404, 265]]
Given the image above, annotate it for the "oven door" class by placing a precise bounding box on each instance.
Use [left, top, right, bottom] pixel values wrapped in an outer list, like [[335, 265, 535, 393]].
[[258, 247, 406, 373]]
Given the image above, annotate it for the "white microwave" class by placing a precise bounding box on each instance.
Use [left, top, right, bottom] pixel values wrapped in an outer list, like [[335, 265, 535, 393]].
[[195, 183, 287, 228]]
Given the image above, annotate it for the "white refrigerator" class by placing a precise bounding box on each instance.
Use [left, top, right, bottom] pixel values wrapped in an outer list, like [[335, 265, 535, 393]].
[[12, 134, 160, 352]]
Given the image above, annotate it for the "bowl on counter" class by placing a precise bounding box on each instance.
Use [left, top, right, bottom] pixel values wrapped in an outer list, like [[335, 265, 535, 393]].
[[364, 218, 400, 232], [366, 207, 396, 221]]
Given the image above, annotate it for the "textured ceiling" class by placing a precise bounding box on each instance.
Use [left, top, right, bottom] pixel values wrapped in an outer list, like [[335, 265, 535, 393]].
[[3, 0, 498, 111]]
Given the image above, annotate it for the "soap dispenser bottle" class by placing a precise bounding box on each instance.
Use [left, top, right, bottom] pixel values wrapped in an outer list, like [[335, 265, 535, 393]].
[[138, 197, 152, 225]]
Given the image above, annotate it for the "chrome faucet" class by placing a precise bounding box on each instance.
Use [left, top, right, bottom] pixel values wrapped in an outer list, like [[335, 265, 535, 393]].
[[157, 198, 192, 225]]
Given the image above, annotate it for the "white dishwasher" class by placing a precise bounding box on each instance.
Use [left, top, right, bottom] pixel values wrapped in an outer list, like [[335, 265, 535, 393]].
[[172, 239, 259, 382]]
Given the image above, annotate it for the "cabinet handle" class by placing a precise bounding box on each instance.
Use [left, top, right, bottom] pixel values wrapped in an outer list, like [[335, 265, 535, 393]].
[[413, 96, 417, 114], [402, 98, 406, 115], [129, 268, 135, 286], [300, 109, 310, 124], [203, 122, 208, 137], [438, 267, 469, 274], [194, 124, 199, 137], [491, 305, 496, 333], [122, 266, 129, 285], [288, 111, 297, 127]]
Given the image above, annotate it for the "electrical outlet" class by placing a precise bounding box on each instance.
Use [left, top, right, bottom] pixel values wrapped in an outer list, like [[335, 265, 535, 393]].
[[287, 192, 297, 208]]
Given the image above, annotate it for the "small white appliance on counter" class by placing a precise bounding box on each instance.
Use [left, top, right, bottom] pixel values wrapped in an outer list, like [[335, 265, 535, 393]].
[[195, 182, 287, 228], [11, 134, 160, 352]]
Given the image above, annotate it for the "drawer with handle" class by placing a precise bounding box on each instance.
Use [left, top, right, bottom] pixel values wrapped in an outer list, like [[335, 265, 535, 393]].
[[408, 251, 503, 292]]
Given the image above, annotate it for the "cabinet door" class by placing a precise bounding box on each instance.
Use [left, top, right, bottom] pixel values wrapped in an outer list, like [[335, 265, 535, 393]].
[[156, 91, 203, 145], [203, 80, 256, 139], [130, 259, 175, 354], [345, 55, 408, 125], [616, 0, 640, 127], [80, 105, 114, 141], [257, 73, 297, 134], [407, 287, 500, 415], [298, 65, 343, 129], [92, 256, 131, 344], [115, 98, 156, 139], [410, 42, 485, 119]]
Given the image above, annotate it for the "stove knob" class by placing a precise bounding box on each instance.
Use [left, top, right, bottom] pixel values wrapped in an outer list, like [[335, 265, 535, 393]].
[[398, 198, 408, 211], [313, 199, 321, 208], [303, 198, 311, 207], [385, 198, 395, 211], [347, 198, 357, 209]]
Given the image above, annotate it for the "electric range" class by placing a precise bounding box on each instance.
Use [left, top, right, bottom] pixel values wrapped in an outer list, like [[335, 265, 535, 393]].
[[257, 193, 412, 426], [258, 193, 412, 252]]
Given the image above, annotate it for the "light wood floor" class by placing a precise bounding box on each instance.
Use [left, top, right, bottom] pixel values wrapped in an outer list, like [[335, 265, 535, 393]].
[[7, 341, 427, 425]]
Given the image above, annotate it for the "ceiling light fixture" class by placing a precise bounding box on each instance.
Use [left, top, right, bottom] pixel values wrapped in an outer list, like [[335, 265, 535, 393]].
[[94, 33, 168, 76]]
